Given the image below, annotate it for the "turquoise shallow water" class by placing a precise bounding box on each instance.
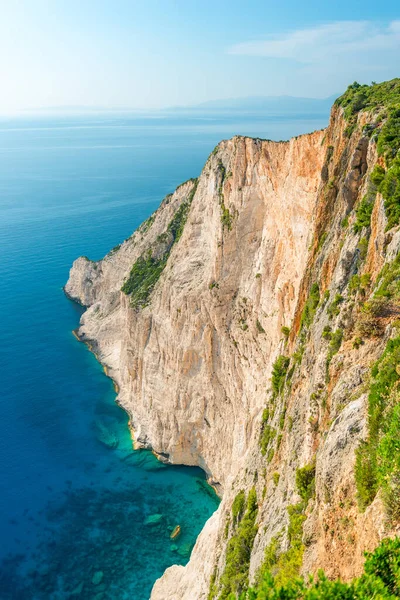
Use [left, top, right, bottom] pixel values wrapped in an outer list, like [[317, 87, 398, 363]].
[[0, 111, 328, 599]]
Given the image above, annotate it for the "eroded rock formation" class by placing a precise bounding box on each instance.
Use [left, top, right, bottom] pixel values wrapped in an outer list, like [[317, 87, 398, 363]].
[[66, 80, 400, 599]]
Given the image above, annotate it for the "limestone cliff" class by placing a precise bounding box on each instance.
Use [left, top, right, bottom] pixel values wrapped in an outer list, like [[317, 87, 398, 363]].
[[65, 79, 400, 599]]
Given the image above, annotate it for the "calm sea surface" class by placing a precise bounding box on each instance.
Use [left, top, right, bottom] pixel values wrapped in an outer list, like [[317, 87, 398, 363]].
[[0, 112, 328, 599]]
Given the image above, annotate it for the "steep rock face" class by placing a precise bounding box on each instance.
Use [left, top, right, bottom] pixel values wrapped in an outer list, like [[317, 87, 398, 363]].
[[66, 132, 324, 488], [66, 86, 400, 600]]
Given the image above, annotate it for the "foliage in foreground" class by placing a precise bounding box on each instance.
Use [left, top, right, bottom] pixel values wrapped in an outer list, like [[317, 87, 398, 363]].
[[218, 489, 259, 599], [242, 537, 400, 599]]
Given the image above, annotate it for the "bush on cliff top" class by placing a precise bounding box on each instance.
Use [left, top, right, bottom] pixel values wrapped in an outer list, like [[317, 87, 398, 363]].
[[336, 80, 400, 229]]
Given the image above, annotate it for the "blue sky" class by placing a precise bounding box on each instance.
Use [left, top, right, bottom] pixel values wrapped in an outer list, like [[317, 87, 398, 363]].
[[0, 0, 399, 113]]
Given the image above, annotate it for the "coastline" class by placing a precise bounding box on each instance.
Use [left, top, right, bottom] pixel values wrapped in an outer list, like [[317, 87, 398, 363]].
[[66, 287, 221, 497]]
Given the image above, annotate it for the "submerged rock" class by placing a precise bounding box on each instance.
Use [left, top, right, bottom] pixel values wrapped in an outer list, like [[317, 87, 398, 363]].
[[144, 513, 163, 526], [91, 570, 104, 585]]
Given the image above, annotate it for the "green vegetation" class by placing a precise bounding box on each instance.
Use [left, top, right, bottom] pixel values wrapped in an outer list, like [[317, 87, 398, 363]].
[[255, 464, 315, 591], [349, 273, 371, 295], [256, 319, 266, 334], [353, 188, 376, 233], [140, 213, 155, 234], [358, 237, 369, 261], [317, 231, 327, 252], [327, 293, 344, 318], [121, 251, 167, 308], [217, 159, 235, 231], [328, 328, 343, 358], [326, 329, 343, 381], [260, 424, 277, 457], [281, 326, 290, 338], [295, 463, 316, 503], [300, 283, 320, 329], [121, 179, 198, 307], [246, 537, 400, 599], [336, 80, 400, 229], [272, 473, 280, 486], [375, 252, 400, 299], [322, 325, 332, 340], [221, 203, 234, 230], [341, 215, 349, 229], [357, 254, 400, 337], [355, 336, 400, 522], [232, 490, 246, 524], [218, 488, 258, 599], [271, 355, 290, 397]]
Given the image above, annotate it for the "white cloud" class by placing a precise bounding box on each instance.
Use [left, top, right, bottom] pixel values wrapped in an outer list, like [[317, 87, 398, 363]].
[[228, 21, 400, 64]]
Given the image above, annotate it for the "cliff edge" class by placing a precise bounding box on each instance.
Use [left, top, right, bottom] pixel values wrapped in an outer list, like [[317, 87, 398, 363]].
[[66, 79, 400, 599]]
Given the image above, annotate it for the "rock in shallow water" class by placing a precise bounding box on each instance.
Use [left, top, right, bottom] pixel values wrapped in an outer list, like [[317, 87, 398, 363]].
[[144, 513, 163, 526], [92, 570, 104, 585]]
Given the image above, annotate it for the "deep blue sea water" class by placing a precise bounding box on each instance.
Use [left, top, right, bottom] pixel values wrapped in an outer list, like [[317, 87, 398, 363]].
[[0, 112, 328, 599]]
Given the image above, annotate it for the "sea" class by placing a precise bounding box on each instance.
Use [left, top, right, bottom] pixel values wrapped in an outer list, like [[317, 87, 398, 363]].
[[0, 111, 328, 599]]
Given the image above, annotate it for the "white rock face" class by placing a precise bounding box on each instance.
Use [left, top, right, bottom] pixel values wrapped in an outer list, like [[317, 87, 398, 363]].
[[66, 107, 398, 599], [66, 133, 324, 480]]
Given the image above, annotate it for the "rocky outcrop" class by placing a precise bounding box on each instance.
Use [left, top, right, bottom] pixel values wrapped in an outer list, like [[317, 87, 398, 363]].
[[66, 85, 400, 599]]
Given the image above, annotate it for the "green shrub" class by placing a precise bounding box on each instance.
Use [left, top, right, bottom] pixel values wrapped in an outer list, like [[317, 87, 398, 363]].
[[246, 537, 400, 599], [219, 488, 258, 599], [370, 164, 386, 186], [336, 80, 400, 228], [380, 154, 400, 230], [349, 274, 361, 293], [375, 252, 400, 299], [341, 215, 349, 229], [260, 425, 276, 456], [271, 355, 290, 397], [358, 237, 369, 261], [300, 283, 320, 329], [274, 503, 306, 587], [256, 319, 266, 334], [327, 293, 344, 318], [220, 203, 234, 230], [121, 252, 167, 308], [322, 325, 332, 340], [328, 329, 343, 357], [232, 490, 246, 524], [272, 473, 280, 486], [355, 336, 400, 518], [122, 180, 198, 306], [295, 463, 316, 503], [208, 568, 218, 600], [281, 326, 290, 338], [353, 193, 375, 233]]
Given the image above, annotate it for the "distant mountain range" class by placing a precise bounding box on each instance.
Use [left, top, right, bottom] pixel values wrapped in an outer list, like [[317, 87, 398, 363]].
[[18, 95, 339, 118], [170, 94, 339, 115]]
